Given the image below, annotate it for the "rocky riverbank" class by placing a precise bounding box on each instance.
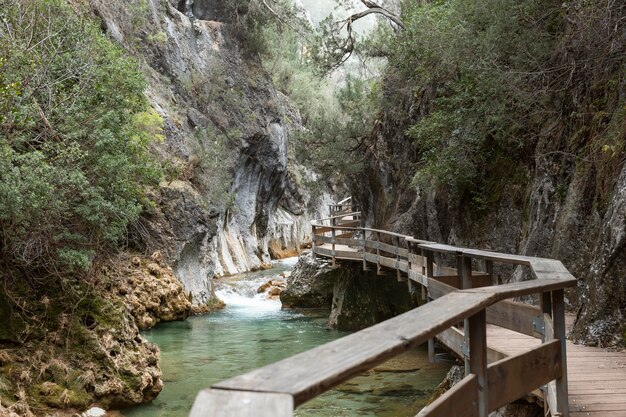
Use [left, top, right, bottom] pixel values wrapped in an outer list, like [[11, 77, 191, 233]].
[[281, 252, 417, 331], [0, 253, 197, 416]]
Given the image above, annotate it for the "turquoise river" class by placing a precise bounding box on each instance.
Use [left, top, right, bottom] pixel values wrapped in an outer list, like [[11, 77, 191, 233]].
[[122, 258, 450, 417]]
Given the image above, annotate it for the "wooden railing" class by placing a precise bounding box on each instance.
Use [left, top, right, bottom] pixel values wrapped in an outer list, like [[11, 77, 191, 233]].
[[190, 210, 576, 417]]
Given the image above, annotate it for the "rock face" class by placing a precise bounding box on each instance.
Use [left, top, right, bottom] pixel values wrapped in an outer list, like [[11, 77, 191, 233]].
[[354, 97, 626, 348], [0, 275, 164, 415], [105, 252, 193, 329], [90, 0, 333, 308], [327, 265, 417, 331], [280, 252, 338, 308], [282, 253, 417, 331]]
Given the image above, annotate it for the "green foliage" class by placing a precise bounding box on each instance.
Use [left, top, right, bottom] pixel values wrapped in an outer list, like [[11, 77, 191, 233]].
[[374, 0, 625, 207], [0, 0, 162, 278], [293, 75, 378, 177], [247, 3, 374, 178], [388, 0, 560, 197]]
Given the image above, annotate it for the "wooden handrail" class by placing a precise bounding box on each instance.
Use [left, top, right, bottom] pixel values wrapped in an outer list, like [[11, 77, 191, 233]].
[[191, 209, 575, 417], [311, 211, 361, 224]]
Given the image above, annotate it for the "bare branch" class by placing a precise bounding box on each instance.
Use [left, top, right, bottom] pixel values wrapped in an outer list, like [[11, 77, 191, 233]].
[[347, 1, 405, 29]]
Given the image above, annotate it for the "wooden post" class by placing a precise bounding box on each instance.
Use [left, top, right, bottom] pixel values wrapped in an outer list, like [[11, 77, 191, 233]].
[[331, 218, 336, 267], [421, 248, 428, 300], [407, 241, 414, 293], [395, 236, 402, 281], [468, 310, 488, 417], [376, 231, 381, 275], [486, 260, 495, 285], [361, 229, 367, 271], [426, 250, 435, 363], [460, 254, 472, 375], [552, 289, 570, 417], [311, 225, 317, 260]]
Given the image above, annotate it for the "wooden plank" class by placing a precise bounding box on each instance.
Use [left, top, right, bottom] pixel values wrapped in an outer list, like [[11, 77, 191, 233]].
[[409, 270, 428, 286], [335, 220, 359, 228], [408, 252, 425, 265], [432, 275, 461, 288], [314, 247, 360, 260], [363, 240, 405, 256], [214, 291, 496, 406], [333, 250, 361, 259], [466, 279, 576, 301], [313, 211, 360, 223], [418, 243, 535, 266], [487, 340, 562, 412], [417, 375, 479, 417], [486, 300, 541, 337], [317, 236, 360, 246], [190, 389, 293, 417], [379, 255, 399, 269], [436, 327, 507, 363], [427, 278, 456, 300], [361, 226, 411, 239], [436, 327, 465, 358], [364, 252, 378, 264]]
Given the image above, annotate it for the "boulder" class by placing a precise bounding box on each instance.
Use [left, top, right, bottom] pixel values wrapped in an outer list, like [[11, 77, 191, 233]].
[[280, 252, 338, 308]]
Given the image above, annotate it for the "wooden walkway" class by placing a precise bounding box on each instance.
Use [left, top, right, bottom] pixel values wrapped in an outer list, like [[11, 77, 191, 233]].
[[313, 222, 626, 416], [486, 322, 626, 416], [190, 203, 626, 417]]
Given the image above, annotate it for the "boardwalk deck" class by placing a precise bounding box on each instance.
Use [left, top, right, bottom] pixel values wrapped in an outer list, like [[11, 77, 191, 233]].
[[194, 206, 625, 417], [317, 242, 626, 417]]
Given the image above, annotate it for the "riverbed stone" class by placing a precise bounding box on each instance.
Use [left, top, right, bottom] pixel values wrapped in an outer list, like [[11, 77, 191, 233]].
[[280, 252, 338, 308], [282, 253, 417, 330], [327, 264, 417, 331]]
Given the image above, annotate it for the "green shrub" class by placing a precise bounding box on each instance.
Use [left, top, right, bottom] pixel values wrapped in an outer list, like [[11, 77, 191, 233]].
[[0, 0, 162, 278]]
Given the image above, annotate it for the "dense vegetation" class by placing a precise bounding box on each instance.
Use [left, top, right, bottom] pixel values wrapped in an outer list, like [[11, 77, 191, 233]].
[[0, 0, 162, 280], [365, 0, 625, 207]]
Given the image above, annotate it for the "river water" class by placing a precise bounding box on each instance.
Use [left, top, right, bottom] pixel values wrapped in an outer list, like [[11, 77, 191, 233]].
[[122, 258, 450, 417]]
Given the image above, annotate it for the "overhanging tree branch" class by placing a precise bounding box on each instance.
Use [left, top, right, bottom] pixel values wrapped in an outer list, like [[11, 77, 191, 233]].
[[347, 0, 404, 30]]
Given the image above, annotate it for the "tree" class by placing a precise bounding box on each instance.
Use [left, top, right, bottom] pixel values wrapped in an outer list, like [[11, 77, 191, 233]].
[[0, 0, 162, 279]]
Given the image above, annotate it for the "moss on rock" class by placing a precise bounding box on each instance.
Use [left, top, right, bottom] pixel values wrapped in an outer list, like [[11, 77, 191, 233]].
[[0, 250, 196, 415]]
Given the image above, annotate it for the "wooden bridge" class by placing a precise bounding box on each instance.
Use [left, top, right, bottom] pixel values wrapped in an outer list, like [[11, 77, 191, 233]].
[[190, 203, 626, 417]]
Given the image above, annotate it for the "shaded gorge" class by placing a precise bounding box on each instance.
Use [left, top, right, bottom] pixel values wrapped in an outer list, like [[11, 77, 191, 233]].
[[121, 258, 450, 417]]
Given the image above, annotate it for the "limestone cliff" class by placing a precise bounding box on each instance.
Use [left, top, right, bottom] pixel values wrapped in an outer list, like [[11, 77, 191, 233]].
[[89, 0, 333, 308]]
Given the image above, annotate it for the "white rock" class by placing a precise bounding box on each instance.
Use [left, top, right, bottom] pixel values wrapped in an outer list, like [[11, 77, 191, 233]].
[[82, 407, 107, 417]]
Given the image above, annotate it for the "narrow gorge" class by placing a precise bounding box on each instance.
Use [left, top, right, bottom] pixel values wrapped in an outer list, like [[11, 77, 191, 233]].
[[0, 0, 624, 417]]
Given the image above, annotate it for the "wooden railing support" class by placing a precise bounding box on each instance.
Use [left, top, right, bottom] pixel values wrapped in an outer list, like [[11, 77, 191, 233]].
[[486, 260, 495, 285], [552, 290, 570, 417], [361, 230, 367, 271], [331, 217, 336, 266], [468, 310, 488, 417], [376, 231, 381, 275], [426, 250, 435, 363], [460, 254, 472, 374]]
